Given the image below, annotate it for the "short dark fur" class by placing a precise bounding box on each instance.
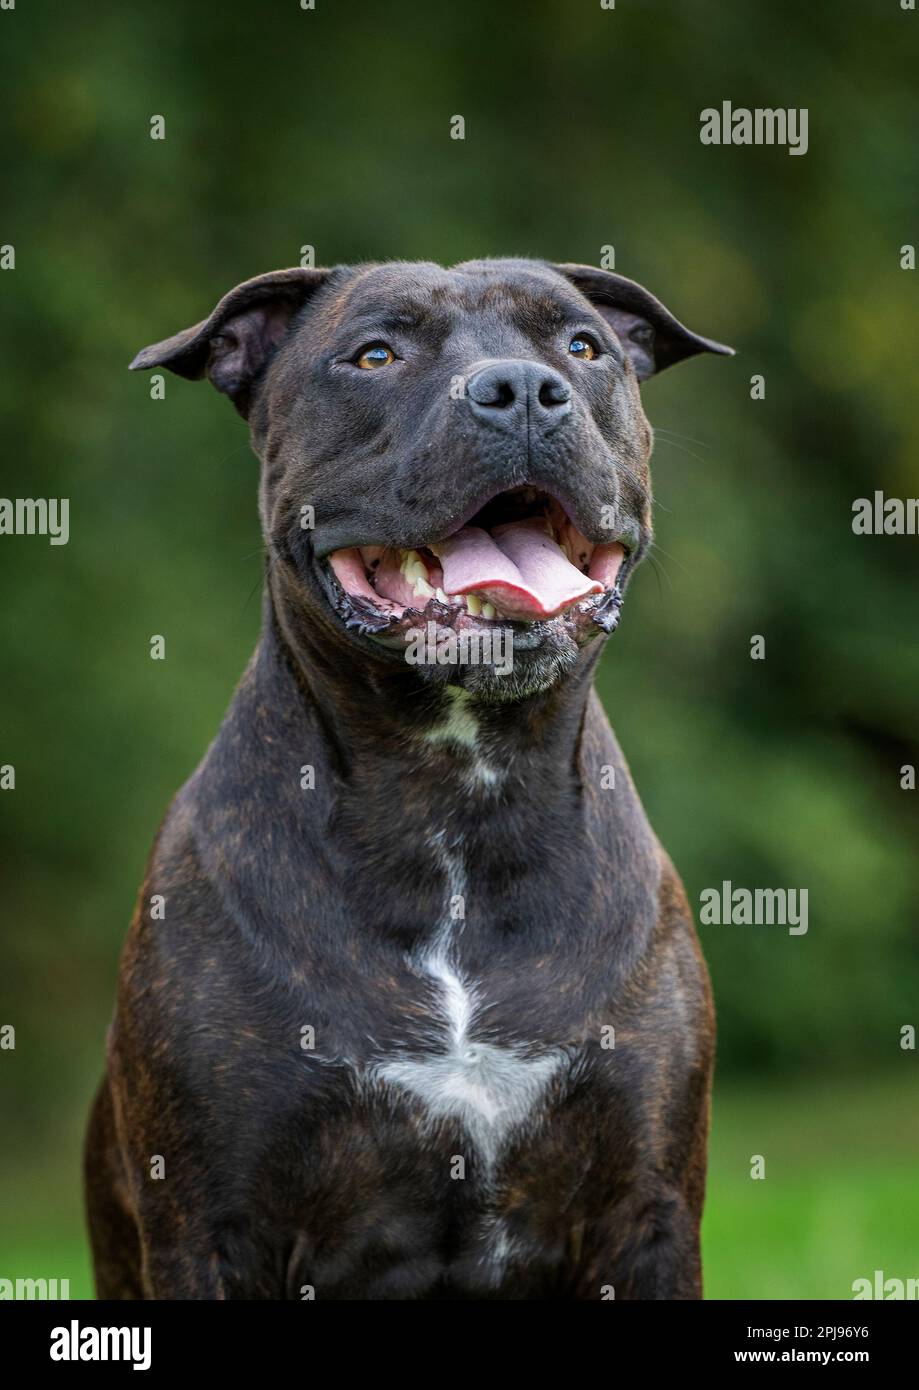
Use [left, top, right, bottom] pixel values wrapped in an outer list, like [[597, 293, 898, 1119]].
[[86, 258, 729, 1299]]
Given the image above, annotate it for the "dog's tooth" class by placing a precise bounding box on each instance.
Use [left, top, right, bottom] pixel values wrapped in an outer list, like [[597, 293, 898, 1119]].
[[482, 602, 497, 620], [435, 586, 449, 604], [400, 549, 428, 581], [465, 593, 482, 616], [413, 576, 435, 599]]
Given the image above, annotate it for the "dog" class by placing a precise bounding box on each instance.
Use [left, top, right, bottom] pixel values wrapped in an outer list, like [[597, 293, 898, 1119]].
[[85, 257, 731, 1299]]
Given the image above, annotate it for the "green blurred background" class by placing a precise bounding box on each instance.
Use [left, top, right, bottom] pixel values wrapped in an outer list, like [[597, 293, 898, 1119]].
[[1, 0, 917, 1299]]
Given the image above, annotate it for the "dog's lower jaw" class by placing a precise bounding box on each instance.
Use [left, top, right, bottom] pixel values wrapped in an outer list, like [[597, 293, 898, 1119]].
[[446, 629, 586, 702], [384, 620, 594, 703]]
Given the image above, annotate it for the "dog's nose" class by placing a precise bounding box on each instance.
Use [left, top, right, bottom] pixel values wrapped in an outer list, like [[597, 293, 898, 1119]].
[[466, 360, 572, 432]]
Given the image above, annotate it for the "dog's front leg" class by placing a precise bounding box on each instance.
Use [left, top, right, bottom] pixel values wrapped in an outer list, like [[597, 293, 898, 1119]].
[[100, 1069, 277, 1300], [575, 1192, 704, 1301], [140, 1237, 261, 1300], [86, 1086, 257, 1301], [132, 1186, 281, 1299]]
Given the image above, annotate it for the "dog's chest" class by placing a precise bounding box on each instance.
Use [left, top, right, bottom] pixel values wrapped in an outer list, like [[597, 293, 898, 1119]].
[[367, 837, 572, 1178], [372, 955, 569, 1178]]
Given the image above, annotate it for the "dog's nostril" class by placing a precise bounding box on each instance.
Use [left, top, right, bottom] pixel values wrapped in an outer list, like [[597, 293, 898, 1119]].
[[488, 380, 516, 409], [470, 373, 516, 409], [538, 376, 571, 409]]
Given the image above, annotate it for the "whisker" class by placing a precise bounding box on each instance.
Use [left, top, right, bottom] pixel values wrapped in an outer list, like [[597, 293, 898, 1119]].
[[243, 549, 271, 611], [652, 435, 711, 468], [648, 541, 691, 584], [655, 428, 711, 449], [644, 549, 670, 596]]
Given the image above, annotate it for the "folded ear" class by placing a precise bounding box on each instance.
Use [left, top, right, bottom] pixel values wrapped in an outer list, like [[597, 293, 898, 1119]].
[[553, 263, 734, 382], [129, 267, 332, 415]]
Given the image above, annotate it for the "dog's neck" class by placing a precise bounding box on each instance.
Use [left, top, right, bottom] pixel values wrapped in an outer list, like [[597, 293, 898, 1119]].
[[196, 572, 652, 966]]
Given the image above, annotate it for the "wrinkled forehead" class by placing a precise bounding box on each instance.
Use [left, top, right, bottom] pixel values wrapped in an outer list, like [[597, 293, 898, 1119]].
[[312, 259, 592, 343]]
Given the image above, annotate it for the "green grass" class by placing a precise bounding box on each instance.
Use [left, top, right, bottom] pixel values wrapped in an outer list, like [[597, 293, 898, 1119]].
[[703, 1072, 919, 1299], [1, 1074, 915, 1299]]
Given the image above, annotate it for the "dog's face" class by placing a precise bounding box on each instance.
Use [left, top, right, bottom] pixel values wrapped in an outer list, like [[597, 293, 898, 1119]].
[[133, 259, 731, 700]]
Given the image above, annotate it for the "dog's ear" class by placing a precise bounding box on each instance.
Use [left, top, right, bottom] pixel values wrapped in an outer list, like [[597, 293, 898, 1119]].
[[129, 267, 332, 416], [553, 263, 734, 382]]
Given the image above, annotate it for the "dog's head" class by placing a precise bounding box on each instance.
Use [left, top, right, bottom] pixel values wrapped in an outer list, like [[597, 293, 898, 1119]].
[[131, 258, 731, 700]]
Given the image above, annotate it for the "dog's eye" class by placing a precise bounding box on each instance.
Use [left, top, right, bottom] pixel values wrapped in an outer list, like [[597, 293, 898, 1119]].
[[355, 343, 396, 370], [568, 335, 599, 361]]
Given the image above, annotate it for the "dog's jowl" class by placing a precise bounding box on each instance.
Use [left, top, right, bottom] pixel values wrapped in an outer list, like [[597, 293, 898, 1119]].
[[85, 258, 732, 1300]]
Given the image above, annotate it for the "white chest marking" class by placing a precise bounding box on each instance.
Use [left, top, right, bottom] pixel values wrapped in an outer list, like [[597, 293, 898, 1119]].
[[420, 688, 502, 789], [375, 835, 565, 1173]]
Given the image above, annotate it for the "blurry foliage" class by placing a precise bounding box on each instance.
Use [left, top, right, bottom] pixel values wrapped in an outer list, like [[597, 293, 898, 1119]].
[[1, 0, 917, 1265]]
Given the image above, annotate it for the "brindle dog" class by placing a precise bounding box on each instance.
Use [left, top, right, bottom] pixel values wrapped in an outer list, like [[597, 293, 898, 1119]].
[[85, 258, 731, 1299]]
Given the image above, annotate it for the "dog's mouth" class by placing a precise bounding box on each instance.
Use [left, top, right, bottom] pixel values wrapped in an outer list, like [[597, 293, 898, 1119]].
[[321, 487, 632, 645]]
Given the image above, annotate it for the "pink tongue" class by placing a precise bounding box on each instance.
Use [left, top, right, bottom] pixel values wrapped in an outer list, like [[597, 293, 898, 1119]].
[[435, 518, 603, 621]]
